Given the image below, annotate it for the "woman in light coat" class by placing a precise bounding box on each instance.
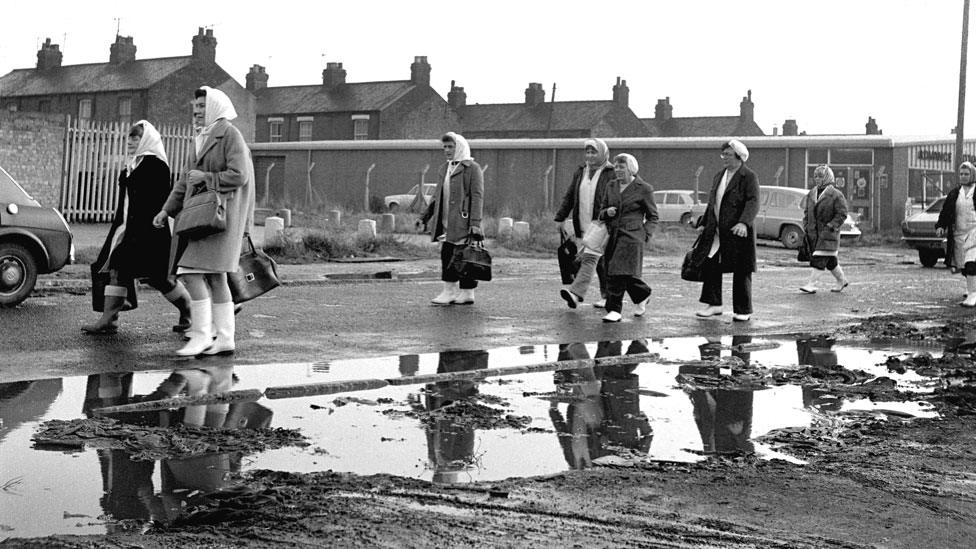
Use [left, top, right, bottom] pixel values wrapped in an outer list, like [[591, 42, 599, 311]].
[[936, 161, 976, 307], [153, 86, 255, 356], [418, 132, 485, 305], [799, 165, 850, 294], [597, 153, 658, 323]]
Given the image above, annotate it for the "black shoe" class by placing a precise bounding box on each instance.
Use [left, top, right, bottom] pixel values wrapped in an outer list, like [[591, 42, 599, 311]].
[[560, 289, 581, 309]]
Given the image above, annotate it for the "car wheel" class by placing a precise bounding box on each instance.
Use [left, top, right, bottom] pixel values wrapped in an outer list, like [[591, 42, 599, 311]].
[[918, 249, 941, 268], [0, 243, 38, 308], [679, 212, 692, 226], [388, 202, 399, 213], [780, 225, 804, 249]]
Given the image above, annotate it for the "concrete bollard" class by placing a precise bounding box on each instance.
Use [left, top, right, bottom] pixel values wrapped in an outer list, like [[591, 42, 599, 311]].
[[264, 216, 285, 247], [513, 221, 531, 240], [378, 213, 396, 233], [498, 217, 514, 239], [275, 208, 292, 227], [358, 219, 377, 239], [328, 209, 342, 227]]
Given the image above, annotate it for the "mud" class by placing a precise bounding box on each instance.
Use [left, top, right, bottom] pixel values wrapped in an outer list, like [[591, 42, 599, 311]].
[[6, 315, 976, 548]]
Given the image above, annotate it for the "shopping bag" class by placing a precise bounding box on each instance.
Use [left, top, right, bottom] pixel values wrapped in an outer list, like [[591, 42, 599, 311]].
[[580, 221, 609, 255], [174, 181, 226, 239], [557, 236, 580, 284], [450, 241, 492, 281], [680, 234, 705, 282], [228, 234, 281, 304]]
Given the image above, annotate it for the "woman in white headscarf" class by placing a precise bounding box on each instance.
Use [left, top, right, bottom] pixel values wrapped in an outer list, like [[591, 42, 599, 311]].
[[82, 120, 191, 335], [936, 161, 976, 307], [554, 138, 614, 309], [418, 132, 485, 305], [153, 86, 255, 356], [799, 165, 850, 294]]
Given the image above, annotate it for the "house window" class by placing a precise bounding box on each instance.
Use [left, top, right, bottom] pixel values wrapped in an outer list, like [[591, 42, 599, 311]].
[[118, 97, 132, 125], [297, 116, 313, 141], [78, 99, 92, 120], [352, 114, 369, 140], [268, 117, 283, 143]]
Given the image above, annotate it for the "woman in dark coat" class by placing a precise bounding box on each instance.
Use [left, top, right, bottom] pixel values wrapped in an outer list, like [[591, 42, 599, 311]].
[[419, 132, 485, 306], [597, 153, 658, 323], [936, 161, 976, 306], [799, 165, 850, 294], [82, 120, 190, 334], [691, 140, 759, 322]]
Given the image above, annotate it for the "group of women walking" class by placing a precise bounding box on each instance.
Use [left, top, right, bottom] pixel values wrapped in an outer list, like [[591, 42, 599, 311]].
[[82, 86, 255, 357]]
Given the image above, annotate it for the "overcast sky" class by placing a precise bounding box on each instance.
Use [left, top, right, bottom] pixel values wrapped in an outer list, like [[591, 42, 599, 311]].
[[0, 0, 971, 137]]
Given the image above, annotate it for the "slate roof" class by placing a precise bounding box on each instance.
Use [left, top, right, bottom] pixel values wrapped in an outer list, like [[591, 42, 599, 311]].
[[642, 116, 766, 137], [255, 81, 417, 114], [0, 57, 194, 96], [457, 101, 622, 133]]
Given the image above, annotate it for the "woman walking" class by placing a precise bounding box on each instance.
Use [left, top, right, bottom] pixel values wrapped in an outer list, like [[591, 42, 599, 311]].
[[598, 153, 658, 323], [153, 86, 255, 356], [82, 120, 191, 334], [799, 165, 850, 294], [936, 161, 976, 307], [554, 138, 614, 309], [418, 132, 485, 305], [691, 140, 759, 322]]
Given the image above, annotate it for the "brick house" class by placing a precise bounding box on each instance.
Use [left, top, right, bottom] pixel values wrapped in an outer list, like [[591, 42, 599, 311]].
[[640, 90, 765, 137], [450, 77, 651, 138], [0, 28, 255, 140], [250, 56, 458, 142]]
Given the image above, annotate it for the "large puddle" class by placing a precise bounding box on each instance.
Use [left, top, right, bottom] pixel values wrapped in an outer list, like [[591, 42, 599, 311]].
[[0, 334, 944, 538]]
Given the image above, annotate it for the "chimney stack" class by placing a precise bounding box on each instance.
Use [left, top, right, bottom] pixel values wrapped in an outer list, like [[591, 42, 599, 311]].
[[739, 89, 754, 123], [246, 64, 269, 92], [654, 97, 673, 121], [447, 80, 466, 109], [612, 77, 629, 107], [525, 82, 545, 107], [782, 119, 798, 136], [191, 27, 217, 64], [410, 56, 431, 86], [322, 62, 346, 90], [865, 116, 881, 135], [36, 38, 63, 71], [109, 35, 136, 64]]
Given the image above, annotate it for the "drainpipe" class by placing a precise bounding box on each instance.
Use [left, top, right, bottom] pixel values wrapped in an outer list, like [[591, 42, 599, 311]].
[[364, 163, 376, 211]]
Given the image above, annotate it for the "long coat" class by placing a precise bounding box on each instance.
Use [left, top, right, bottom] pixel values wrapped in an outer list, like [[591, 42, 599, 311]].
[[935, 185, 976, 270], [420, 159, 484, 243], [93, 155, 173, 280], [692, 164, 759, 273], [598, 176, 658, 277], [553, 164, 615, 238], [803, 184, 848, 252], [162, 120, 255, 273]]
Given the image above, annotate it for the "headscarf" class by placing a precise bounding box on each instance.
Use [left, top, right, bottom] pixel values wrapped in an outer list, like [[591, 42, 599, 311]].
[[195, 86, 238, 156], [126, 120, 168, 174], [813, 165, 835, 186], [960, 162, 976, 185], [441, 132, 473, 163], [725, 139, 749, 162], [583, 138, 611, 168], [613, 153, 639, 176]]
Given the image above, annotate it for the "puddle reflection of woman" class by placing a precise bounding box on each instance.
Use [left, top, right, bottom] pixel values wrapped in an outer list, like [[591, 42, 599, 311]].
[[423, 350, 488, 483], [936, 161, 976, 307]]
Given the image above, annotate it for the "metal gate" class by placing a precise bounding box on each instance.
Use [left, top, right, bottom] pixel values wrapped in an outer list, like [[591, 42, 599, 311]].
[[59, 119, 194, 222]]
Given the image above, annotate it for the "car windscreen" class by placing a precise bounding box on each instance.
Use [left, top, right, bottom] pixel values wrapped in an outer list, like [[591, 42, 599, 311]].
[[0, 167, 40, 206]]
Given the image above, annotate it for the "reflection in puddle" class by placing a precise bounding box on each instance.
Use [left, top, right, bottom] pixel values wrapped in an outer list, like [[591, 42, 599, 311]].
[[0, 334, 947, 538]]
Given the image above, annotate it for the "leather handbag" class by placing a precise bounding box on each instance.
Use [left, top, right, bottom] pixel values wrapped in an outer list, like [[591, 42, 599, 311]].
[[557, 235, 580, 284], [450, 240, 492, 281], [228, 234, 281, 304], [797, 237, 812, 262], [174, 181, 226, 239], [680, 234, 706, 282], [580, 221, 609, 255]]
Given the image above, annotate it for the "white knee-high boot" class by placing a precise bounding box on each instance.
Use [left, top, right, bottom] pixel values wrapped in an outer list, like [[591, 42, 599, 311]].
[[431, 281, 459, 305], [800, 269, 822, 293], [964, 276, 976, 307], [830, 265, 850, 292], [203, 301, 236, 355], [176, 299, 213, 357]]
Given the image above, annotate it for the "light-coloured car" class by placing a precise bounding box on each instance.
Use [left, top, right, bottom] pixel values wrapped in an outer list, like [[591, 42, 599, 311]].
[[0, 166, 73, 307], [900, 197, 945, 267], [652, 190, 708, 224], [384, 183, 436, 212], [756, 185, 861, 249]]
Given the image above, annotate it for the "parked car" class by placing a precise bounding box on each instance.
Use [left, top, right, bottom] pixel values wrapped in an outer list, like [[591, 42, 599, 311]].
[[900, 197, 945, 267], [652, 190, 708, 224], [0, 166, 73, 307], [384, 183, 436, 212], [755, 185, 861, 249]]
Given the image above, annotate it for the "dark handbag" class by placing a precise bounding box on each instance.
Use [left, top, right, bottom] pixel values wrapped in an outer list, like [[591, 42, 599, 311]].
[[174, 181, 226, 239], [90, 265, 137, 312], [450, 240, 492, 281], [797, 237, 812, 262], [680, 234, 706, 282], [228, 234, 281, 304], [557, 236, 580, 284]]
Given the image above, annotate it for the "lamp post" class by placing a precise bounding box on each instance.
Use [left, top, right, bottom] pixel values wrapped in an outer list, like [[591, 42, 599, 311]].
[[956, 0, 970, 168]]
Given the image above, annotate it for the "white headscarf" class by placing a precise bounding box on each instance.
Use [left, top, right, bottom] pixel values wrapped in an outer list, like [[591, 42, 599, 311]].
[[613, 153, 639, 175], [195, 86, 238, 156], [442, 132, 473, 163], [584, 138, 611, 169], [126, 120, 168, 174], [726, 139, 750, 162]]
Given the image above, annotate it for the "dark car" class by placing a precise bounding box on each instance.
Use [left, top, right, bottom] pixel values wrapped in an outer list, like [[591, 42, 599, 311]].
[[901, 197, 945, 267], [0, 166, 73, 306]]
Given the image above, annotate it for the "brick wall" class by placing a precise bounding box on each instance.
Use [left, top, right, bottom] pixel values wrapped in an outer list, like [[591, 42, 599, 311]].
[[0, 111, 67, 207]]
